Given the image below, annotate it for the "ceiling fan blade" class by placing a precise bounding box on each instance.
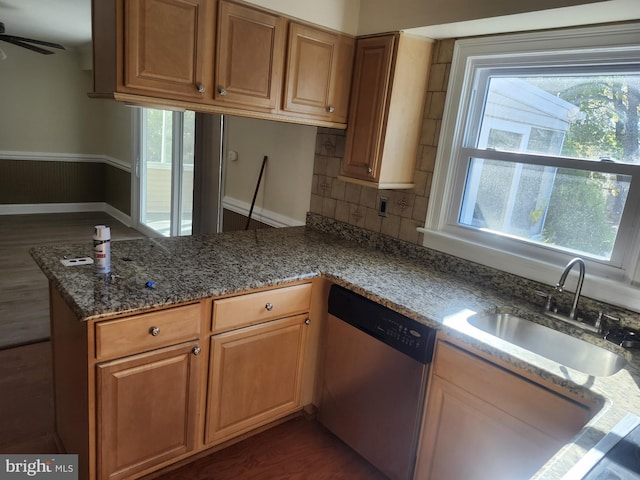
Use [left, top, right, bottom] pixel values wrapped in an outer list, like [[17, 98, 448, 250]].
[[0, 34, 64, 50], [0, 37, 55, 55]]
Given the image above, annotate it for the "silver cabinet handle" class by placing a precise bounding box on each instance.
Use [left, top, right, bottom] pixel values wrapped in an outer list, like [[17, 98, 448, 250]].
[[192, 346, 201, 356], [367, 167, 373, 174], [149, 326, 160, 336], [304, 318, 311, 325], [218, 87, 227, 96], [265, 303, 274, 311], [326, 105, 335, 113], [196, 83, 205, 93]]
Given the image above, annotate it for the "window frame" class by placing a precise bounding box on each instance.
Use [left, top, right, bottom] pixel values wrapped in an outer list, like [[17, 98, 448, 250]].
[[421, 23, 640, 312]]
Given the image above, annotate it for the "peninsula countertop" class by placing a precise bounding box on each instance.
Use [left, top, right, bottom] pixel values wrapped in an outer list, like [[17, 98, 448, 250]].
[[30, 221, 640, 479]]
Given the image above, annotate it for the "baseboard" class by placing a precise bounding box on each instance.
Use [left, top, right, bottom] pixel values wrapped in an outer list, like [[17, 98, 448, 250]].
[[0, 202, 133, 227], [103, 204, 133, 227], [222, 196, 304, 228]]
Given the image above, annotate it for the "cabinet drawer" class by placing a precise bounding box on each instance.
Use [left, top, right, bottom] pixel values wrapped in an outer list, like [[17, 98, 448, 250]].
[[95, 303, 201, 360], [433, 341, 591, 440], [212, 283, 312, 332]]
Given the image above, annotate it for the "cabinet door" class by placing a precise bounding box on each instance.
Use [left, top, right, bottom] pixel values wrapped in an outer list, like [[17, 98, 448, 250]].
[[123, 0, 213, 100], [97, 341, 201, 480], [416, 375, 562, 480], [214, 1, 285, 111], [341, 35, 395, 182], [414, 341, 592, 480], [205, 314, 308, 444], [282, 22, 354, 123]]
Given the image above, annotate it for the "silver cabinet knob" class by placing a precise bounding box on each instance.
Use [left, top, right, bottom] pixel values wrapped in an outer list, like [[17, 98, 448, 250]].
[[265, 303, 273, 311], [218, 87, 227, 96], [304, 318, 311, 325], [196, 83, 205, 93], [326, 105, 335, 113], [192, 346, 201, 356], [149, 326, 160, 336], [367, 167, 373, 174]]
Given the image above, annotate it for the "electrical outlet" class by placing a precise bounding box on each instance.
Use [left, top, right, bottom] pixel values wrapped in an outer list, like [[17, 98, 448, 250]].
[[379, 197, 388, 217]]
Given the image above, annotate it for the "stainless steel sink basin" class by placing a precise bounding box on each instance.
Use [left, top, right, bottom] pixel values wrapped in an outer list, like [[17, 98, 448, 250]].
[[468, 312, 627, 377]]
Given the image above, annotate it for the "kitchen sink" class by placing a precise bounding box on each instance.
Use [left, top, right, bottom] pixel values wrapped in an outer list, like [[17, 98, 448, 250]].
[[467, 312, 627, 377]]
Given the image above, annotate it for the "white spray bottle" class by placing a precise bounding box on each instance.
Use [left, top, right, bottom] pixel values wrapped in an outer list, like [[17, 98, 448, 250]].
[[93, 225, 111, 274]]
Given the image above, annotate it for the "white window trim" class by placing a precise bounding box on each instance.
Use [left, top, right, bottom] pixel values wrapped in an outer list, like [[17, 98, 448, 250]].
[[420, 23, 640, 313]]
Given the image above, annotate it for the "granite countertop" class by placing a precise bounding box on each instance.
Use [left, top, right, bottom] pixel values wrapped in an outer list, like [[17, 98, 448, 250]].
[[30, 216, 640, 479]]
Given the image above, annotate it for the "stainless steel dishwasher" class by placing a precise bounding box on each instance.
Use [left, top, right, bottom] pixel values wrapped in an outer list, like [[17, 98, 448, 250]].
[[318, 285, 437, 480]]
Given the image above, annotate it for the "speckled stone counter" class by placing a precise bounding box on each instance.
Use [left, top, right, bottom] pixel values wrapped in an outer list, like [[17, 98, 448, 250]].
[[30, 213, 640, 479]]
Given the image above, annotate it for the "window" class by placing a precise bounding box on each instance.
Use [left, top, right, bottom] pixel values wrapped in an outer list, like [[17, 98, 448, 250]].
[[136, 108, 195, 237], [422, 24, 640, 311]]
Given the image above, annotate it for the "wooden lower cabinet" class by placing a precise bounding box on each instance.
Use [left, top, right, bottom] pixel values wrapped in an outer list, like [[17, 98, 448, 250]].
[[205, 314, 309, 445], [414, 340, 592, 480], [96, 341, 202, 480], [49, 280, 323, 480]]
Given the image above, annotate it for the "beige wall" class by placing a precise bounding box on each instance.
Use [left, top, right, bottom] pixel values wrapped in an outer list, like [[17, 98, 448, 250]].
[[0, 42, 133, 213], [357, 0, 609, 35], [224, 116, 316, 225], [0, 41, 133, 164], [98, 100, 135, 165], [310, 39, 454, 244], [0, 42, 101, 154], [244, 0, 621, 38], [244, 0, 360, 34]]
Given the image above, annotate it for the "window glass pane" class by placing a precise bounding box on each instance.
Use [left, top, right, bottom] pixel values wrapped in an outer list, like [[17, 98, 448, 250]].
[[487, 129, 523, 151], [478, 74, 640, 163], [142, 109, 172, 236], [460, 158, 631, 260]]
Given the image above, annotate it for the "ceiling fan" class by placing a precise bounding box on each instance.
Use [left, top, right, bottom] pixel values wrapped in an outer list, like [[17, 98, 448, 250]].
[[0, 21, 65, 55]]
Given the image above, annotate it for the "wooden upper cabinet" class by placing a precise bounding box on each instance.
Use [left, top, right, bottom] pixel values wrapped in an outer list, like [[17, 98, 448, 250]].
[[214, 1, 285, 111], [282, 22, 355, 123], [122, 0, 214, 100], [92, 0, 352, 127], [340, 33, 433, 189]]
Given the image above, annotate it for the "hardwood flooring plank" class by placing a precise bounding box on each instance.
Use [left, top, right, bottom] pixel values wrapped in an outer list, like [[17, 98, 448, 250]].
[[0, 341, 55, 449], [0, 212, 144, 349], [150, 417, 388, 480]]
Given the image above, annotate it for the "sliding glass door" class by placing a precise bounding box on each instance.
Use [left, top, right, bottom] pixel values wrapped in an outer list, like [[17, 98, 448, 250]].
[[137, 108, 195, 236]]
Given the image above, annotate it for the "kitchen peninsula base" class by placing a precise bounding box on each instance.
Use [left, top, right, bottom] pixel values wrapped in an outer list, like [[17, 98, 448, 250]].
[[49, 279, 326, 480]]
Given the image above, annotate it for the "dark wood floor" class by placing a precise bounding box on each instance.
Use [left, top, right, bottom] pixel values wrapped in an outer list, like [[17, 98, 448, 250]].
[[0, 212, 143, 349], [0, 339, 387, 479], [0, 340, 57, 453], [148, 417, 388, 480]]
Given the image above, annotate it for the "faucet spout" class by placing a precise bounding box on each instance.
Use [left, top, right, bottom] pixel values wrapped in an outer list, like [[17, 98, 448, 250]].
[[556, 257, 585, 320]]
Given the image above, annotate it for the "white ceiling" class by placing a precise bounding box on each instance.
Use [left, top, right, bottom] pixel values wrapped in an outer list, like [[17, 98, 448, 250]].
[[0, 0, 91, 48]]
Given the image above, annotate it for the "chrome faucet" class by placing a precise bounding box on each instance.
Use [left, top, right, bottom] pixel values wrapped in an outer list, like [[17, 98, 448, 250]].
[[555, 257, 585, 320]]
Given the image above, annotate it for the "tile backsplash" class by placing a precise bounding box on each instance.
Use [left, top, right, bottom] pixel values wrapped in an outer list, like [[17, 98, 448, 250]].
[[310, 39, 454, 245]]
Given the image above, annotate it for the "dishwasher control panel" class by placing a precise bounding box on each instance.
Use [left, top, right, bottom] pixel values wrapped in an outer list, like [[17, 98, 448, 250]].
[[328, 285, 437, 364]]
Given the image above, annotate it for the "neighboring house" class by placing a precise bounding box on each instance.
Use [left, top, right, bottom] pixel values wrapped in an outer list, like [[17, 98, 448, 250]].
[[461, 78, 578, 238]]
